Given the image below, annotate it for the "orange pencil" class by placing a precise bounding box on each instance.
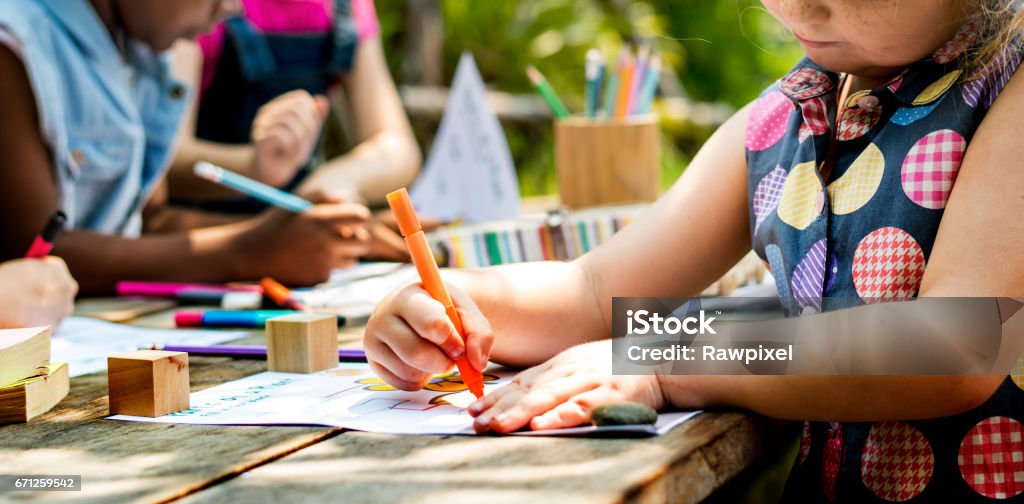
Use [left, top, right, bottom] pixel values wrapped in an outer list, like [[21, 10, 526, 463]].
[[614, 47, 635, 118], [261, 277, 310, 312], [386, 188, 485, 398]]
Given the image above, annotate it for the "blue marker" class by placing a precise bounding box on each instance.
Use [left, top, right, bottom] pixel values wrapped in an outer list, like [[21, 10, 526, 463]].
[[175, 310, 347, 328], [584, 49, 605, 119], [194, 162, 313, 213]]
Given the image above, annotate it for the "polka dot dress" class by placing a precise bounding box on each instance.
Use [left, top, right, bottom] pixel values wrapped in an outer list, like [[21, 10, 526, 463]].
[[746, 23, 1024, 503]]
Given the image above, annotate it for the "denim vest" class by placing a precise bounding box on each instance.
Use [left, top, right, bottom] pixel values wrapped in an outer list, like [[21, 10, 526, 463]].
[[188, 0, 357, 214], [0, 0, 188, 236]]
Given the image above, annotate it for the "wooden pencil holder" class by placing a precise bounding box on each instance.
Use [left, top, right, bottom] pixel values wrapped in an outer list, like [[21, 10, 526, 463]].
[[555, 115, 661, 209]]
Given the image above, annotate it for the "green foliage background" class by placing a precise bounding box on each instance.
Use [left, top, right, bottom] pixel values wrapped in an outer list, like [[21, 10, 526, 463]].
[[374, 1, 803, 196]]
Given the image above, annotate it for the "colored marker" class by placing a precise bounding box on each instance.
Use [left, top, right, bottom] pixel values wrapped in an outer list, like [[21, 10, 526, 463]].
[[614, 47, 635, 118], [584, 49, 605, 119], [525, 65, 570, 119], [627, 45, 649, 116], [635, 55, 662, 115], [194, 161, 313, 213], [117, 281, 262, 298], [260, 277, 310, 311], [386, 188, 485, 398], [175, 309, 346, 328], [146, 344, 366, 362], [602, 51, 624, 119], [25, 211, 67, 258]]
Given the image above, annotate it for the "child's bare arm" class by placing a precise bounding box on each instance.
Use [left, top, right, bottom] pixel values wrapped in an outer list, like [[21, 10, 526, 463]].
[[297, 36, 421, 205], [0, 46, 370, 294], [363, 104, 756, 388]]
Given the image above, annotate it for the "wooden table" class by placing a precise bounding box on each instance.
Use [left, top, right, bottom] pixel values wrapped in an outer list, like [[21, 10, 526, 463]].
[[0, 301, 780, 504]]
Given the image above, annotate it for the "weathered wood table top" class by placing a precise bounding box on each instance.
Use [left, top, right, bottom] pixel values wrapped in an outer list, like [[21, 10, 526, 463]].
[[0, 300, 775, 504]]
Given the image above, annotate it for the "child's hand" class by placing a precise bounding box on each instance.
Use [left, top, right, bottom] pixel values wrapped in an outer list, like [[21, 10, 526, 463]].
[[467, 340, 665, 433], [363, 281, 494, 391], [251, 90, 331, 187], [236, 197, 371, 285], [0, 257, 78, 328]]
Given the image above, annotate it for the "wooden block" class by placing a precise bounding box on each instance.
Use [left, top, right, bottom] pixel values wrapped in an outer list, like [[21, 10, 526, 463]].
[[266, 314, 338, 373], [107, 350, 189, 417]]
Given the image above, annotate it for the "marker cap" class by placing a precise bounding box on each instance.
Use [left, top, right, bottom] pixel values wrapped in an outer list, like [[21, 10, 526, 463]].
[[175, 310, 205, 328]]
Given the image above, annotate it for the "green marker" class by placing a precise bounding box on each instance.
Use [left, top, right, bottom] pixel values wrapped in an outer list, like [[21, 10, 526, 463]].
[[526, 65, 570, 119]]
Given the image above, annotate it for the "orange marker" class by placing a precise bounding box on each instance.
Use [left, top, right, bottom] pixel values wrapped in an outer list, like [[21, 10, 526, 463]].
[[261, 277, 310, 312], [614, 47, 635, 118], [386, 188, 485, 398]]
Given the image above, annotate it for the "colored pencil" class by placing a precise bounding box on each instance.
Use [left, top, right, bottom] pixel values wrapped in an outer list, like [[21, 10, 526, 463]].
[[584, 49, 605, 119], [635, 55, 662, 115], [614, 47, 635, 118], [525, 65, 570, 119], [194, 162, 313, 213]]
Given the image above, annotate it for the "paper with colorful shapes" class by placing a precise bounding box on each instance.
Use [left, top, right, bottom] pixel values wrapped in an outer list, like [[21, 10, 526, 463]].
[[107, 363, 699, 437]]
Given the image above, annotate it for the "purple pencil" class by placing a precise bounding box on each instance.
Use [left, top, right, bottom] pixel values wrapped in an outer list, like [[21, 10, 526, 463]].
[[146, 344, 367, 362]]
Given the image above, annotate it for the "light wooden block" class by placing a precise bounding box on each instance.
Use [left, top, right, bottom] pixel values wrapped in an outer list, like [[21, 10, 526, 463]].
[[107, 350, 189, 417], [266, 314, 338, 373]]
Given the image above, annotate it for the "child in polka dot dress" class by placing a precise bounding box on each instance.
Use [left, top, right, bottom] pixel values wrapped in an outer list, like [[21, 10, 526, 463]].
[[362, 1, 1024, 502]]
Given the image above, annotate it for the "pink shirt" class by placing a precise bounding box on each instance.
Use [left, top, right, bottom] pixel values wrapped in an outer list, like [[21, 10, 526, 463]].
[[197, 0, 380, 93]]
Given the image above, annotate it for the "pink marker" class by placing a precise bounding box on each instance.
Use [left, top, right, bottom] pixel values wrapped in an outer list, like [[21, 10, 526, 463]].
[[25, 211, 67, 258], [116, 281, 263, 298]]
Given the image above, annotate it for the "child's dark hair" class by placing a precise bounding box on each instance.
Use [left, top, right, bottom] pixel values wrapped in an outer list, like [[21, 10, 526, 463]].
[[968, 0, 1024, 79]]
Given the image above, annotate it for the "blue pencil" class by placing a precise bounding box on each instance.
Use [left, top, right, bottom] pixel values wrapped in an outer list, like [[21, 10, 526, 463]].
[[584, 49, 605, 119], [635, 55, 662, 115], [603, 49, 626, 119], [194, 161, 313, 213]]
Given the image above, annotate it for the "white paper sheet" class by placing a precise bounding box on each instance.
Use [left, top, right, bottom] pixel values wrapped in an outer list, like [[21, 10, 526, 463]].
[[410, 53, 521, 223], [53, 317, 246, 377], [109, 363, 699, 437]]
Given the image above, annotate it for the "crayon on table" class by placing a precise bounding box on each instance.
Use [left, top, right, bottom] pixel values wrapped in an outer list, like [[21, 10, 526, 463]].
[[24, 211, 67, 258], [386, 188, 485, 398], [194, 162, 313, 213]]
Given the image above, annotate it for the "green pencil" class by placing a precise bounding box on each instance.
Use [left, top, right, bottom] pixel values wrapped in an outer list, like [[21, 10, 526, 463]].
[[526, 65, 570, 119]]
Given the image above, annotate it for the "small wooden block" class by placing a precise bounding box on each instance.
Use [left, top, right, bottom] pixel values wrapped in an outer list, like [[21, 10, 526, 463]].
[[266, 313, 338, 373], [107, 350, 189, 417]]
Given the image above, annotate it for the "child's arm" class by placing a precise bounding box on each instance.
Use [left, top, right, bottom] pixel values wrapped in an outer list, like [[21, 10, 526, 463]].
[[363, 102, 755, 390], [0, 258, 78, 329], [468, 69, 1024, 433], [295, 36, 421, 205], [166, 41, 329, 200], [0, 45, 370, 295]]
